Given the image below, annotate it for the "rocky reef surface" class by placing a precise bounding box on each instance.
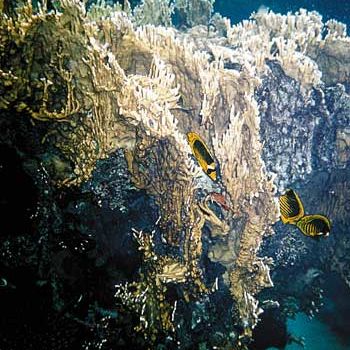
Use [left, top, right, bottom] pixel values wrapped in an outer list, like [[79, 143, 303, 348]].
[[0, 1, 349, 349]]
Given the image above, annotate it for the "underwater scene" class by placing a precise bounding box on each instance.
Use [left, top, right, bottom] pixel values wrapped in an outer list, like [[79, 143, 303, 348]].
[[0, 0, 349, 349]]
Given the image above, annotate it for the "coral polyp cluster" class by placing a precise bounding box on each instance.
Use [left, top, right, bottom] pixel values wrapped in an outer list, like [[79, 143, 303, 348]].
[[1, 0, 349, 349]]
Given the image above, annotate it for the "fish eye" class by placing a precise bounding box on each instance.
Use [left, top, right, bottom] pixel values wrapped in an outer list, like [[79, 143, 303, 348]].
[[207, 168, 215, 174]]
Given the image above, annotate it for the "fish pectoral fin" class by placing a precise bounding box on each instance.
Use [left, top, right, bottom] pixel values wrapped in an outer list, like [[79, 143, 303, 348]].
[[280, 216, 289, 224]]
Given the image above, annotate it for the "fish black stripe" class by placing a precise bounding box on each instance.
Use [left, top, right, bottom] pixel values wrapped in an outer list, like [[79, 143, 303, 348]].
[[280, 198, 291, 209], [280, 201, 289, 211], [193, 139, 214, 164], [289, 200, 299, 211], [287, 190, 298, 201], [279, 201, 286, 210], [280, 199, 290, 209], [280, 206, 290, 216], [282, 204, 298, 217], [280, 191, 304, 219], [315, 219, 327, 232], [281, 208, 294, 217], [302, 223, 307, 234]]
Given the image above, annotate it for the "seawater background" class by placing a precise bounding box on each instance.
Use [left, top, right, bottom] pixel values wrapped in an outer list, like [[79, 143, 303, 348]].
[[279, 273, 350, 350], [214, 0, 350, 27], [213, 1, 350, 350]]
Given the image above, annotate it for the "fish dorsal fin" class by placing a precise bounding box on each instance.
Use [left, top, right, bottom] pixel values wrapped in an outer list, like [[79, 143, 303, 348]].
[[296, 214, 331, 237], [279, 189, 305, 224]]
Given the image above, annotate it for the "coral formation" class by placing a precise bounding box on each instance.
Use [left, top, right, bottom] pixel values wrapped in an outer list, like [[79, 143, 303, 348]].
[[134, 0, 174, 27], [174, 0, 214, 28], [115, 228, 183, 343], [1, 1, 349, 349]]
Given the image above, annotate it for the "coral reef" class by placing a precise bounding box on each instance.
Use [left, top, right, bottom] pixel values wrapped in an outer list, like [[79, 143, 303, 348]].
[[254, 11, 350, 348], [115, 229, 184, 343], [174, 0, 214, 28], [134, 0, 174, 27], [1, 1, 350, 349]]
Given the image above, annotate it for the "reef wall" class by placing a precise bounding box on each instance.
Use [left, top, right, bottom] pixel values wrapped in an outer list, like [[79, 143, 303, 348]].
[[0, 1, 349, 349]]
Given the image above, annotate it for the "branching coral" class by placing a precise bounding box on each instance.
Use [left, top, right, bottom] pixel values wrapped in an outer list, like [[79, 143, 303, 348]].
[[54, 34, 130, 185], [210, 68, 277, 336], [127, 135, 197, 246], [312, 19, 350, 85], [227, 8, 350, 88], [0, 1, 103, 184], [0, 2, 81, 119], [226, 9, 323, 88], [174, 0, 214, 28], [115, 228, 186, 343], [133, 0, 174, 27], [87, 0, 124, 21]]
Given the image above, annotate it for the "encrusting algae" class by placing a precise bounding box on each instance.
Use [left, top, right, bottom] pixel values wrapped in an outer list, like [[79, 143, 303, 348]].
[[0, 0, 346, 348]]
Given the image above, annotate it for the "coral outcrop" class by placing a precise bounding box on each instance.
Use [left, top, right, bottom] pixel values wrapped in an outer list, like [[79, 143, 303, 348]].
[[1, 1, 349, 349]]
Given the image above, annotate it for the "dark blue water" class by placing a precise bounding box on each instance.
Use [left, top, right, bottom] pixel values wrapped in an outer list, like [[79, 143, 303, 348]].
[[214, 0, 350, 27]]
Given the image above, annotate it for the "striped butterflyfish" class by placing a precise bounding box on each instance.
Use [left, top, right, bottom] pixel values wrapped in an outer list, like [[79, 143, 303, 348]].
[[279, 189, 331, 238], [187, 132, 217, 181], [296, 215, 331, 237], [279, 189, 304, 224]]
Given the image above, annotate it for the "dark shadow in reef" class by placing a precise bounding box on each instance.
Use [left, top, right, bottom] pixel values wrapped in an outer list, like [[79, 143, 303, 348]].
[[250, 309, 288, 350], [318, 273, 350, 347], [0, 144, 38, 235], [0, 139, 161, 349]]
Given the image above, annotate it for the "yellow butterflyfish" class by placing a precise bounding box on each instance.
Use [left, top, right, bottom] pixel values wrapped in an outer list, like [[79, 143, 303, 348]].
[[187, 132, 217, 181], [296, 214, 331, 238], [279, 189, 330, 238]]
